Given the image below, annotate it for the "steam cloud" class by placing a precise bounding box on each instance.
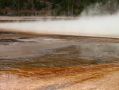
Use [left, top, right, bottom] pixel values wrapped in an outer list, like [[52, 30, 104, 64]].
[[0, 2, 119, 38]]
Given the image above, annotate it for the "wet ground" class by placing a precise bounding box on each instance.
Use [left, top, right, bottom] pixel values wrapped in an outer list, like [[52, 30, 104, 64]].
[[1, 31, 119, 90], [1, 32, 119, 70]]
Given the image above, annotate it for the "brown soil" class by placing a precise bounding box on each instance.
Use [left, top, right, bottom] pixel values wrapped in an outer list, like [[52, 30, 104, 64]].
[[1, 63, 119, 90]]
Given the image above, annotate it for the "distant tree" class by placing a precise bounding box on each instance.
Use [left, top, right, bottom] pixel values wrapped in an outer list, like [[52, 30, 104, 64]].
[[0, 0, 118, 16]]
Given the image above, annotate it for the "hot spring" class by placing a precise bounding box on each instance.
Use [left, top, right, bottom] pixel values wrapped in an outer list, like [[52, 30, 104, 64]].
[[0, 13, 119, 38]]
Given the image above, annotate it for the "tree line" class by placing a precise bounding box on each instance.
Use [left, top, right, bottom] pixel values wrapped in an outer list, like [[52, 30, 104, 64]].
[[0, 0, 118, 16]]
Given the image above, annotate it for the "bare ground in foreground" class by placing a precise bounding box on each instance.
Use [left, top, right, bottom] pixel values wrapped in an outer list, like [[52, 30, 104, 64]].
[[1, 31, 119, 90], [1, 63, 119, 90]]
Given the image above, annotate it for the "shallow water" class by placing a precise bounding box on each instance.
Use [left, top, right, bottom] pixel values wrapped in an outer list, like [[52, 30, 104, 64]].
[[0, 32, 119, 70]]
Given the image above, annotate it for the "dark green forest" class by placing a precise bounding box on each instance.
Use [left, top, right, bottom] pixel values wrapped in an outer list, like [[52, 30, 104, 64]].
[[0, 0, 118, 16]]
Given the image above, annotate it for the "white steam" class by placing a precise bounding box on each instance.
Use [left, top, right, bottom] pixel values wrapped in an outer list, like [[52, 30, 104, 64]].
[[0, 14, 119, 38]]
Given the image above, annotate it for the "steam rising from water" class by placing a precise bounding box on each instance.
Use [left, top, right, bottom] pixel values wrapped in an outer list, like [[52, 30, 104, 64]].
[[0, 13, 119, 38]]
